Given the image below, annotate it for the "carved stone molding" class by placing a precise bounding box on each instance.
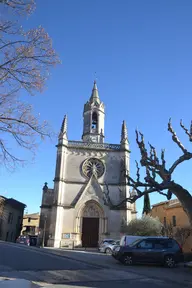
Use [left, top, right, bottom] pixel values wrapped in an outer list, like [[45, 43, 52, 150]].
[[83, 203, 100, 218]]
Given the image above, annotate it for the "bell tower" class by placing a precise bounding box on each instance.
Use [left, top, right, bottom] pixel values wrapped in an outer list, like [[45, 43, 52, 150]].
[[82, 81, 105, 143]]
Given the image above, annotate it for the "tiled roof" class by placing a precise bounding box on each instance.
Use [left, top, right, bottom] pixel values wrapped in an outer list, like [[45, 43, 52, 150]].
[[152, 199, 180, 209]]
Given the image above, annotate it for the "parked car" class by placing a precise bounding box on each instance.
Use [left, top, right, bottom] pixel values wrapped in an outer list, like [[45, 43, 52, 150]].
[[112, 237, 184, 268], [99, 240, 120, 255], [16, 235, 38, 246], [98, 239, 115, 250]]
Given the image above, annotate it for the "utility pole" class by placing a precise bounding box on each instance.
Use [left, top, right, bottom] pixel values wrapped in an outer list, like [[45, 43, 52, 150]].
[[42, 215, 47, 248]]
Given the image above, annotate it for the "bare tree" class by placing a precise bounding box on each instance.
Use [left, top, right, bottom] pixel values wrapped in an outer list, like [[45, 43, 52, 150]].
[[174, 226, 191, 247], [104, 120, 192, 226], [162, 223, 174, 238], [162, 223, 191, 247], [0, 0, 60, 168]]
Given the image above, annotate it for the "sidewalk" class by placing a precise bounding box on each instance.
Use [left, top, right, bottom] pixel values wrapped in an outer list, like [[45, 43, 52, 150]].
[[0, 279, 40, 287]]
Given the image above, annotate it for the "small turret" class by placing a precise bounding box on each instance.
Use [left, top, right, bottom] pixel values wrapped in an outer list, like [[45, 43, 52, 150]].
[[43, 182, 48, 193]]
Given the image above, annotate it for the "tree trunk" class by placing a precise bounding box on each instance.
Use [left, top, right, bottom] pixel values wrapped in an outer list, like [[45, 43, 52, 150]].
[[172, 183, 192, 226]]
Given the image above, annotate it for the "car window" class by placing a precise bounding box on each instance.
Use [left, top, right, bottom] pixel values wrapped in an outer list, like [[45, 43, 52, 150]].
[[138, 240, 153, 249], [129, 239, 144, 247], [154, 240, 166, 249], [167, 240, 174, 248], [163, 239, 174, 248]]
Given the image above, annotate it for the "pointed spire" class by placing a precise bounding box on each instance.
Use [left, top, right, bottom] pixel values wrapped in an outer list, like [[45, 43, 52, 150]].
[[61, 115, 67, 133], [89, 80, 100, 104], [59, 115, 68, 141], [121, 120, 128, 143]]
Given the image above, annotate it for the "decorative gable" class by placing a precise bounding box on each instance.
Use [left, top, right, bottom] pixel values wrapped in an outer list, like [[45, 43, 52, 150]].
[[70, 175, 104, 207]]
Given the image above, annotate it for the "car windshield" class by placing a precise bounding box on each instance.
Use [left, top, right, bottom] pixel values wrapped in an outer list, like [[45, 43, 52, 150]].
[[19, 237, 26, 241], [103, 240, 114, 244]]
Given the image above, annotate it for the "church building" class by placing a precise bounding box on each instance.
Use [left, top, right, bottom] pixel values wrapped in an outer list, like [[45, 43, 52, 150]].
[[39, 81, 137, 248]]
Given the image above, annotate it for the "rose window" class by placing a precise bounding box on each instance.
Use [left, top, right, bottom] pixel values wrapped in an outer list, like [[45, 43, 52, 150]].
[[82, 158, 105, 179]]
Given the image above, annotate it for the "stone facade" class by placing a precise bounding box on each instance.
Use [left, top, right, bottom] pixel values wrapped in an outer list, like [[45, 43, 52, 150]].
[[21, 213, 40, 236], [0, 196, 25, 242], [39, 82, 137, 248]]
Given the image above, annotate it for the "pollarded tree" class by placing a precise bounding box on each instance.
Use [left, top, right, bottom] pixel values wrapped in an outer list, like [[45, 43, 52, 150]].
[[0, 0, 60, 168], [104, 120, 192, 226]]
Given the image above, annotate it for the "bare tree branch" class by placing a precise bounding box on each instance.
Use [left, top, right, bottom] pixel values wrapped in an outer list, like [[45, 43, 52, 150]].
[[168, 118, 187, 153], [180, 120, 192, 142], [0, 0, 35, 15], [135, 160, 140, 182], [0, 0, 60, 168]]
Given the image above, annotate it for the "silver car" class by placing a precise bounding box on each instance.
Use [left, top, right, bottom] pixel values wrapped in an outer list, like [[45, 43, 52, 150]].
[[99, 239, 120, 255]]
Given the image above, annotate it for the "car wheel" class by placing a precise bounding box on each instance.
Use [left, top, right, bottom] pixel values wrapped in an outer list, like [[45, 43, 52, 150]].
[[164, 255, 176, 268], [105, 248, 112, 255], [121, 254, 133, 265]]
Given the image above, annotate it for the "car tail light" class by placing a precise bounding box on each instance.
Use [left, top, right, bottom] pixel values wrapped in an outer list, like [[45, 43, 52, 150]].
[[175, 240, 182, 251], [178, 243, 182, 250]]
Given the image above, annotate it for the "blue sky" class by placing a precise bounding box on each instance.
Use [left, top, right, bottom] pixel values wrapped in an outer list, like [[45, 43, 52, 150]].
[[1, 0, 192, 216]]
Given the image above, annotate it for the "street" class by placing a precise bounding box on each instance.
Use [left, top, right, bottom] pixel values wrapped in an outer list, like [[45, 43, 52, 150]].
[[0, 242, 191, 287]]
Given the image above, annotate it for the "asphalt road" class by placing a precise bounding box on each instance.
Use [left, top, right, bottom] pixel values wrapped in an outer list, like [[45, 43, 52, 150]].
[[0, 242, 191, 288]]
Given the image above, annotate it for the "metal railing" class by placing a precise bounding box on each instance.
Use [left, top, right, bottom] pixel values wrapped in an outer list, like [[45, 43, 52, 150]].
[[68, 140, 121, 150]]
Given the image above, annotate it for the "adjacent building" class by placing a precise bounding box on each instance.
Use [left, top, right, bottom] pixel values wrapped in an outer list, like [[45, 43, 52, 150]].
[[39, 81, 137, 248], [151, 199, 192, 252], [0, 196, 26, 242], [21, 213, 40, 236]]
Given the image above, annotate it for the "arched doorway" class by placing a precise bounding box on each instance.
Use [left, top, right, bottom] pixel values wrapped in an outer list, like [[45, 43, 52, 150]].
[[81, 201, 103, 247]]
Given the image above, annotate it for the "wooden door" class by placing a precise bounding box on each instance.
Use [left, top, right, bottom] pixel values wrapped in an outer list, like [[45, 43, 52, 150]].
[[82, 217, 99, 247]]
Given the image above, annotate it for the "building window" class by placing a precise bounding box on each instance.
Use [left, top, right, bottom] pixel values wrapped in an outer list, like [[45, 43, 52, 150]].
[[172, 215, 176, 227], [164, 217, 166, 227], [28, 217, 31, 223], [8, 213, 13, 224], [92, 112, 98, 131]]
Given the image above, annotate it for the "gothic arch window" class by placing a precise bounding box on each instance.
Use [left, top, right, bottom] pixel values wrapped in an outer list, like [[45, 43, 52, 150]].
[[92, 112, 98, 132]]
